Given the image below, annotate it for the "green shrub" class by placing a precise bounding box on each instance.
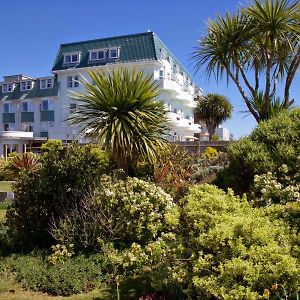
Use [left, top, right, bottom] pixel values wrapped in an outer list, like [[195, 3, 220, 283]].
[[1, 252, 106, 296], [123, 185, 300, 299], [0, 159, 9, 180], [0, 199, 11, 210], [216, 109, 300, 196], [51, 175, 176, 250], [6, 142, 111, 249]]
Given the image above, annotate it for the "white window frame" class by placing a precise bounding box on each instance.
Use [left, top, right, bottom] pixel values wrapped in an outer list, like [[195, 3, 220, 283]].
[[67, 75, 79, 88], [89, 49, 106, 61], [2, 83, 14, 93], [64, 52, 80, 64], [41, 121, 54, 131], [40, 78, 53, 89], [3, 103, 15, 113], [21, 122, 34, 132], [109, 48, 119, 59], [3, 123, 16, 131], [41, 99, 54, 111], [158, 69, 164, 79], [21, 101, 34, 112], [20, 80, 33, 91]]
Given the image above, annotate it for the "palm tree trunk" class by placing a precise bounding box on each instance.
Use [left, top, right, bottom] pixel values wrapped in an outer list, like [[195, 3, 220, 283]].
[[207, 123, 216, 141]]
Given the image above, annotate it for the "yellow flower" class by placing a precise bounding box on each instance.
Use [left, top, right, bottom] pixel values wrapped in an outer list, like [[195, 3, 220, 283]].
[[263, 289, 270, 298]]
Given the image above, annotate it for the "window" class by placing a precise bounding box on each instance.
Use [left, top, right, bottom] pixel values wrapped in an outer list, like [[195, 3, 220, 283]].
[[21, 122, 34, 132], [41, 121, 54, 131], [3, 123, 16, 131], [159, 69, 164, 79], [3, 103, 14, 113], [171, 64, 176, 74], [67, 75, 79, 88], [160, 48, 167, 60], [64, 52, 80, 64], [21, 101, 34, 112], [41, 99, 54, 111], [40, 78, 53, 89], [89, 49, 106, 61], [20, 81, 33, 91], [109, 48, 119, 59], [70, 103, 77, 114], [2, 83, 14, 93]]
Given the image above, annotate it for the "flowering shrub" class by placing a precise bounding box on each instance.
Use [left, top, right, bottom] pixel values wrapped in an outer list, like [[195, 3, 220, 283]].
[[201, 146, 218, 160], [48, 244, 74, 265], [253, 163, 300, 205], [120, 185, 300, 299], [51, 175, 176, 250]]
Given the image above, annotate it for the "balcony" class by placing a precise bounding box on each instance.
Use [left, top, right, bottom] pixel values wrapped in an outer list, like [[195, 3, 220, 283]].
[[156, 78, 181, 96], [167, 113, 200, 133], [0, 131, 33, 139]]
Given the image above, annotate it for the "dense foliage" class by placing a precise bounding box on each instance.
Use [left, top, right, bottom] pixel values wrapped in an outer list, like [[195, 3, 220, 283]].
[[51, 175, 176, 250], [0, 252, 106, 296], [216, 109, 300, 196], [6, 141, 110, 249], [122, 185, 299, 299]]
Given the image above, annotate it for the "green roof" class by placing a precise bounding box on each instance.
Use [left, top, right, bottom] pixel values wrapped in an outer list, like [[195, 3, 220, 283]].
[[0, 78, 59, 101], [52, 32, 192, 78]]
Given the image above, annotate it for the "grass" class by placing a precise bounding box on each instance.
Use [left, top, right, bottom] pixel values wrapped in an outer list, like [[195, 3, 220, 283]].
[[0, 181, 13, 192], [0, 275, 148, 300]]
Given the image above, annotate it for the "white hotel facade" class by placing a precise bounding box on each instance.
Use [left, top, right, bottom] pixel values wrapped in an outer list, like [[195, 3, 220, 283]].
[[0, 32, 202, 156]]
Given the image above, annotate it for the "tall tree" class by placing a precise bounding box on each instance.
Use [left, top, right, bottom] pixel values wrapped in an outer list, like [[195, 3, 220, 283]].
[[193, 0, 300, 122], [195, 93, 232, 140], [68, 68, 169, 173]]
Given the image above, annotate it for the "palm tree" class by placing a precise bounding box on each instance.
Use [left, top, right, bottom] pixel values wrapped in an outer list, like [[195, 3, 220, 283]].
[[195, 93, 232, 140], [68, 67, 169, 173], [193, 0, 299, 122], [241, 91, 294, 119]]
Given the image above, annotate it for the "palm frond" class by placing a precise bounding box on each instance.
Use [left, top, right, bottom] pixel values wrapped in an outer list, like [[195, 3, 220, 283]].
[[68, 67, 169, 171]]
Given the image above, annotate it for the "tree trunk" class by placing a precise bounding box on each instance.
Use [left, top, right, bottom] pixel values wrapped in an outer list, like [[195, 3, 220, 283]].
[[207, 122, 216, 141]]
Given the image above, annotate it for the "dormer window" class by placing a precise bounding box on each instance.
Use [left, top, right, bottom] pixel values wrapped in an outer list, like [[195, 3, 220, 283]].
[[40, 78, 53, 89], [109, 48, 119, 59], [20, 81, 33, 91], [89, 49, 106, 61], [2, 83, 15, 93], [64, 52, 80, 64]]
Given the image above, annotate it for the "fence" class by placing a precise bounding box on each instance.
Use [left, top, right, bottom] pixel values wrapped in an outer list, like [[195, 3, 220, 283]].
[[171, 141, 232, 154]]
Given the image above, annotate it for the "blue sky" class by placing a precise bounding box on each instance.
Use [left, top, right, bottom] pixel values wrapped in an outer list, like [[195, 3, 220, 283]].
[[0, 0, 299, 138]]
